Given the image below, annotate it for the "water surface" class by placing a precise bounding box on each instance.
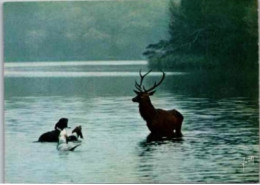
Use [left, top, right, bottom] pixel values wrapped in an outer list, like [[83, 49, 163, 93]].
[[4, 61, 259, 183]]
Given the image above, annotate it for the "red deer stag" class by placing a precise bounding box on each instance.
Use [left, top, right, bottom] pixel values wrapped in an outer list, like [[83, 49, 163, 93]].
[[132, 70, 183, 138]]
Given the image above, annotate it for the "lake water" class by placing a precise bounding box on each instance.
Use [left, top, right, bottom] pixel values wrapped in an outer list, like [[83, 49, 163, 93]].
[[4, 61, 259, 183]]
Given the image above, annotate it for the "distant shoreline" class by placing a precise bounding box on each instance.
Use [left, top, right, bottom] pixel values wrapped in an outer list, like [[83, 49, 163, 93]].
[[5, 60, 148, 67]]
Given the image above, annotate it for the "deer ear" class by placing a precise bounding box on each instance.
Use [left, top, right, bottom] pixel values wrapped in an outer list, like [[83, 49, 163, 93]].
[[133, 90, 139, 95], [149, 90, 156, 96]]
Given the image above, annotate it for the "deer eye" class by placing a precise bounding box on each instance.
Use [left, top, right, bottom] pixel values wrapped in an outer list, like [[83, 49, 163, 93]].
[[140, 94, 147, 99]]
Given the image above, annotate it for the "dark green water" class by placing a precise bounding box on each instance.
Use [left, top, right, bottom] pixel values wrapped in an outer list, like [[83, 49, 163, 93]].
[[4, 61, 259, 183]]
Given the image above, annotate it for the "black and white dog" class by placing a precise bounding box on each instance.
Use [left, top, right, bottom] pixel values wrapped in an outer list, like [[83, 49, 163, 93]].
[[38, 118, 83, 142], [57, 129, 81, 151], [67, 125, 84, 142]]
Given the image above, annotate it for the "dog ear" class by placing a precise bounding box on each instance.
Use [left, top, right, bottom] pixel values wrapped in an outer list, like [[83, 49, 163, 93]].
[[79, 132, 83, 139]]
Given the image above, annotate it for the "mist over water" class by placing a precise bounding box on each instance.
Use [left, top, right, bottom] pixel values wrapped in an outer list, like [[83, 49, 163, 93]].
[[4, 61, 259, 183]]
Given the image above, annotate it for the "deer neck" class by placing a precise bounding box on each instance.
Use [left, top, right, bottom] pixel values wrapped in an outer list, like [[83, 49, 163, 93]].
[[139, 98, 156, 122]]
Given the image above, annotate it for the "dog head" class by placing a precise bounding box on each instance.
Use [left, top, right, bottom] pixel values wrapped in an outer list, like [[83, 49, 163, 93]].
[[72, 125, 83, 139]]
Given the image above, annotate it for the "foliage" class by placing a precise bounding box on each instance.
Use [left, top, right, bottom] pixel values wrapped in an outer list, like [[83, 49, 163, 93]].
[[144, 0, 258, 70]]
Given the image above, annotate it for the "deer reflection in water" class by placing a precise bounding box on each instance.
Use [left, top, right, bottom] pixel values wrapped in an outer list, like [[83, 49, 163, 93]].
[[137, 135, 184, 183], [132, 70, 184, 139]]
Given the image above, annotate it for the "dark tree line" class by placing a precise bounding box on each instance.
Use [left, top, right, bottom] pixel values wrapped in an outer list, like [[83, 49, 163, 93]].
[[143, 0, 258, 70]]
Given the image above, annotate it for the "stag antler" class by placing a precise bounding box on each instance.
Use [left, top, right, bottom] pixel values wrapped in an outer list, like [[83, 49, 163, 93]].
[[135, 69, 152, 92], [143, 71, 165, 93]]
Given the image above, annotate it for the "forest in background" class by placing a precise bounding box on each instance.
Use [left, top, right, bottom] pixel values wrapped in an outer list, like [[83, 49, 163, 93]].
[[143, 0, 258, 71]]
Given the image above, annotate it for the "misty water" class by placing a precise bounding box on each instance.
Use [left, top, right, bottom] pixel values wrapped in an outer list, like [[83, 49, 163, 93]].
[[4, 61, 259, 183]]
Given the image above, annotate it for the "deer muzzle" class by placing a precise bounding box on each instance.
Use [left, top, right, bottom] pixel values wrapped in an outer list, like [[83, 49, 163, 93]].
[[132, 97, 138, 102]]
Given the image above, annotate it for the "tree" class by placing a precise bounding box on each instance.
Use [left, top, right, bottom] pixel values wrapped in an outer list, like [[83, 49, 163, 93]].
[[144, 0, 258, 70]]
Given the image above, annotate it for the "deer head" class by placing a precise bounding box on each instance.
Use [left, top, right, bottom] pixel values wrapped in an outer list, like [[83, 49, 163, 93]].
[[132, 69, 165, 103]]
